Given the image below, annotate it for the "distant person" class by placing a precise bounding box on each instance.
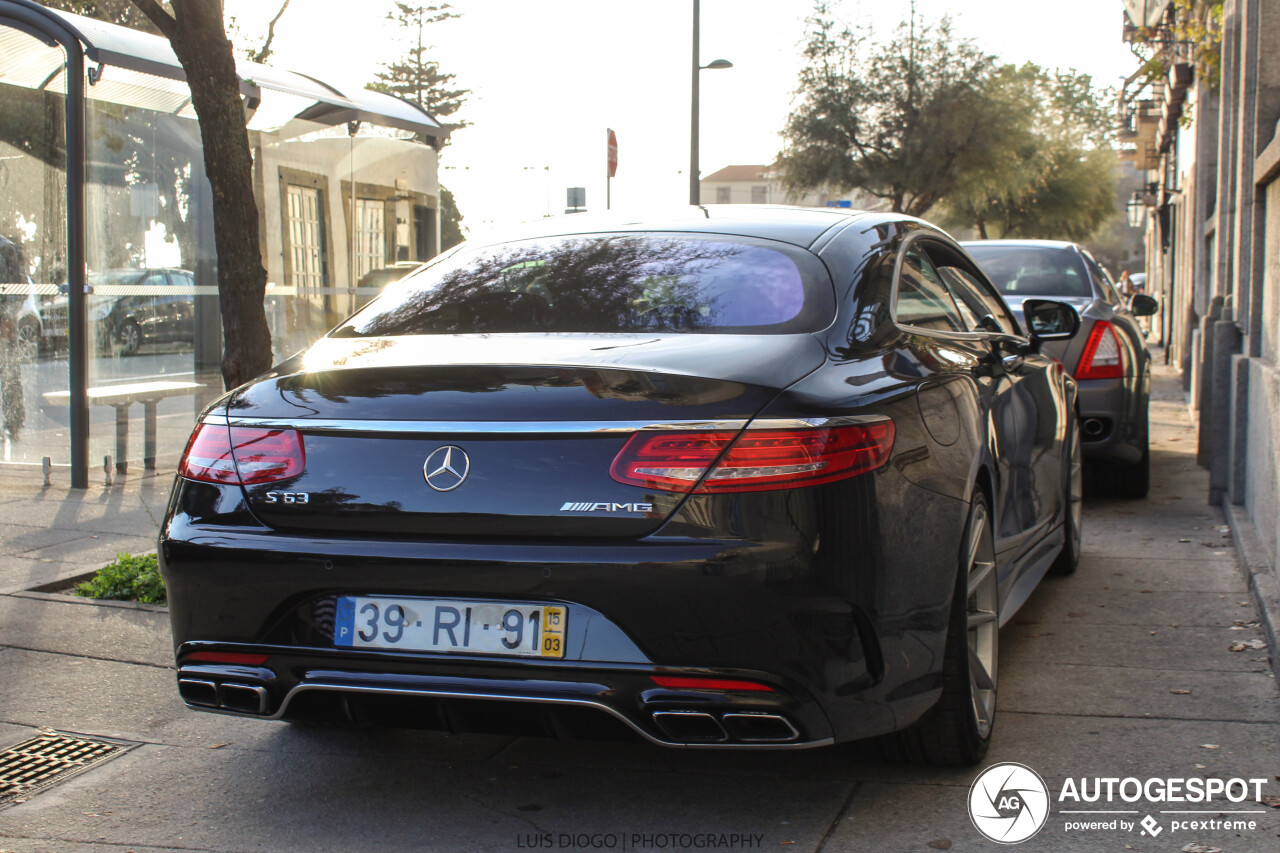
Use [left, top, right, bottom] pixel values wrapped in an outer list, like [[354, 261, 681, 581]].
[[1118, 270, 1137, 297]]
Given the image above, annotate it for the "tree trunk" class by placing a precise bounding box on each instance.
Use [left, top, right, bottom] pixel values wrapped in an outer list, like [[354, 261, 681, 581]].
[[133, 0, 272, 390]]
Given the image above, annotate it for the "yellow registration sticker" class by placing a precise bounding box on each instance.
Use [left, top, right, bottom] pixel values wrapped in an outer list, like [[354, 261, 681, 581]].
[[540, 606, 567, 658]]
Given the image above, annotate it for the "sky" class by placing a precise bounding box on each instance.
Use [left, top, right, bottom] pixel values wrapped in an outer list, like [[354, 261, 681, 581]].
[[223, 0, 1141, 233]]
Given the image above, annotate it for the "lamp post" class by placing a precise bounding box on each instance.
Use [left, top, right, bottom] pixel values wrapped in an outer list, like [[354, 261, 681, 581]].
[[689, 0, 732, 205]]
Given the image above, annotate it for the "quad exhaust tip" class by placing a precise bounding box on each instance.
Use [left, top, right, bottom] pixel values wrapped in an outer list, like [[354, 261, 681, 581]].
[[651, 710, 799, 744], [179, 678, 268, 715]]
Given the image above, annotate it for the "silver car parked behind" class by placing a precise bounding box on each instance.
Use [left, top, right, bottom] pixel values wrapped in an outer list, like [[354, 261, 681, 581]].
[[963, 240, 1158, 498]]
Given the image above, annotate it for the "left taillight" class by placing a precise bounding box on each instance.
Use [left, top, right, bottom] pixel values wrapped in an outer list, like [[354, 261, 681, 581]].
[[178, 424, 305, 485], [610, 420, 895, 494]]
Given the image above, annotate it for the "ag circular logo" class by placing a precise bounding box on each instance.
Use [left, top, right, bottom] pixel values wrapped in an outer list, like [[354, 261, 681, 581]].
[[968, 762, 1050, 844], [423, 445, 470, 492]]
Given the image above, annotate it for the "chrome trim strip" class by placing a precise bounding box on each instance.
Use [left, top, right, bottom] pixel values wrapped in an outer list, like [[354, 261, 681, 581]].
[[212, 415, 891, 434], [187, 682, 834, 750], [745, 414, 891, 430], [220, 418, 751, 435]]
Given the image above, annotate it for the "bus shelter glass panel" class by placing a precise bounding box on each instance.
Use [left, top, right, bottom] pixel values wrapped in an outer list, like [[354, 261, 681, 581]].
[[256, 117, 442, 362], [0, 25, 69, 469], [82, 63, 219, 473]]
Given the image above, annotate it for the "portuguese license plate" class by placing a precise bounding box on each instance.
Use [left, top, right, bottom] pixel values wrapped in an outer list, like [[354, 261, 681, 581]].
[[334, 596, 567, 659]]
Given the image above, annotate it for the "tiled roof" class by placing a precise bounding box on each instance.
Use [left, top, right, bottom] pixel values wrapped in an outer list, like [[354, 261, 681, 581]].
[[701, 165, 769, 183]]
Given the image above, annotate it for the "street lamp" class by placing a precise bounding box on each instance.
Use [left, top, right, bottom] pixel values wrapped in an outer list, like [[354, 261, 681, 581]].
[[1126, 193, 1145, 228], [690, 0, 732, 205]]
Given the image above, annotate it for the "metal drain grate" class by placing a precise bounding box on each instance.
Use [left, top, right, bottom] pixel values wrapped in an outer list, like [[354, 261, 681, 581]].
[[0, 732, 133, 805]]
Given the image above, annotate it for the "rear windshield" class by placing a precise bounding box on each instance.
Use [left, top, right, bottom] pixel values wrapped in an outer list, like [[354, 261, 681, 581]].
[[331, 233, 834, 337], [963, 245, 1092, 299]]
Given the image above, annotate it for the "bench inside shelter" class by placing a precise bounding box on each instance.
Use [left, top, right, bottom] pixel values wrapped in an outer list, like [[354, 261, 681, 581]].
[[43, 380, 205, 474]]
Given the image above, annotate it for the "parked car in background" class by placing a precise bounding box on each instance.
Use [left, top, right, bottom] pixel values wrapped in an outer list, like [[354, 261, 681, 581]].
[[103, 268, 196, 355], [963, 239, 1158, 498], [162, 206, 1082, 765], [354, 262, 423, 312], [38, 268, 195, 356]]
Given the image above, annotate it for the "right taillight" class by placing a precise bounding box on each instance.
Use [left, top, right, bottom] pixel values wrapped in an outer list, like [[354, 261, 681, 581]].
[[609, 420, 895, 494], [1075, 321, 1125, 380], [178, 424, 305, 485]]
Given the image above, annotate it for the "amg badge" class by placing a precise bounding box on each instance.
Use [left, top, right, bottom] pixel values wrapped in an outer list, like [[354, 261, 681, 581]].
[[560, 501, 654, 513]]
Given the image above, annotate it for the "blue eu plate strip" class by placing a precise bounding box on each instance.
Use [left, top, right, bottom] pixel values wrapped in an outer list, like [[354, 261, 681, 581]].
[[334, 596, 356, 647]]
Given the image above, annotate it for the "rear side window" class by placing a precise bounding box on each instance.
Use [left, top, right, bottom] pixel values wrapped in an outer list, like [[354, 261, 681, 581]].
[[939, 266, 1018, 334], [964, 244, 1092, 298], [894, 246, 966, 333], [331, 234, 834, 337]]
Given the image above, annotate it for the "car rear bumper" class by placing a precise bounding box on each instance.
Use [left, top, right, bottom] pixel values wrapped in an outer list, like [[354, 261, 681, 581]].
[[1075, 377, 1145, 464], [173, 643, 835, 748]]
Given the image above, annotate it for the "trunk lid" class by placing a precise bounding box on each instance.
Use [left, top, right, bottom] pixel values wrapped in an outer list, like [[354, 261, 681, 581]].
[[220, 333, 824, 538]]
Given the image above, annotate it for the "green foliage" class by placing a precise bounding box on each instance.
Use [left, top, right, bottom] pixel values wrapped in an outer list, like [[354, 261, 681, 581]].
[[940, 64, 1118, 242], [1130, 1, 1223, 92], [39, 0, 164, 34], [440, 185, 465, 250], [75, 552, 166, 604], [777, 3, 1021, 217], [370, 3, 470, 125]]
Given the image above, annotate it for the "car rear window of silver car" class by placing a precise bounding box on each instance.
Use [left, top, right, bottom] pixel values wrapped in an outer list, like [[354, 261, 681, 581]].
[[964, 245, 1092, 299], [329, 233, 835, 337]]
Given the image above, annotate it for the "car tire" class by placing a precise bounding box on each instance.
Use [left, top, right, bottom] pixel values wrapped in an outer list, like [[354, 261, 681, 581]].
[[15, 318, 39, 362], [119, 320, 141, 356], [877, 495, 997, 766], [1050, 419, 1083, 575], [1087, 442, 1150, 500]]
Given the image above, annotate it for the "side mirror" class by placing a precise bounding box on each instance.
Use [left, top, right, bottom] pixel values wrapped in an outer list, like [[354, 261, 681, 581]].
[[1022, 299, 1080, 341], [1130, 294, 1159, 317]]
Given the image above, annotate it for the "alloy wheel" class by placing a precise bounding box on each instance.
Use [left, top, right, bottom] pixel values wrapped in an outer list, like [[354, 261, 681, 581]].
[[965, 501, 998, 740]]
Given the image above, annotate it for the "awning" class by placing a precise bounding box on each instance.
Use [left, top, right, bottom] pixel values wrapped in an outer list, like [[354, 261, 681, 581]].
[[0, 1, 447, 139]]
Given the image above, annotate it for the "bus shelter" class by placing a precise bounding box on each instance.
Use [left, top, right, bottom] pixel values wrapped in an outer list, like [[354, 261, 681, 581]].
[[0, 0, 448, 486]]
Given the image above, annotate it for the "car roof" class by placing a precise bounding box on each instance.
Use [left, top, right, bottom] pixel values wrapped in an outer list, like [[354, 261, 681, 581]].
[[463, 205, 876, 251], [960, 239, 1080, 250]]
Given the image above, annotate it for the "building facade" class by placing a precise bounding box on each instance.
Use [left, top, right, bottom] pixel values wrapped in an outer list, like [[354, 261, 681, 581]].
[[1122, 0, 1280, 628], [700, 165, 880, 210]]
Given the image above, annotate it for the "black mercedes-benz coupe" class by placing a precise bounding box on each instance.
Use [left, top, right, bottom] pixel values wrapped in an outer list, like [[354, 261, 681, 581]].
[[161, 206, 1081, 765]]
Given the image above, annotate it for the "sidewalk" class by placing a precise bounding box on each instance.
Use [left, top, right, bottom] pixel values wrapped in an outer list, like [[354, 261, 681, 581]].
[[0, 356, 1276, 853], [0, 465, 169, 599]]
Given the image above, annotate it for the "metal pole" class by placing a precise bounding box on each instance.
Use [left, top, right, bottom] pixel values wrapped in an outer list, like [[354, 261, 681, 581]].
[[689, 0, 700, 206], [66, 34, 87, 487]]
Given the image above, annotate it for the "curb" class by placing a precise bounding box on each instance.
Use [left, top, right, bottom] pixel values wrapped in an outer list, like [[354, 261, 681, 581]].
[[1222, 498, 1280, 680]]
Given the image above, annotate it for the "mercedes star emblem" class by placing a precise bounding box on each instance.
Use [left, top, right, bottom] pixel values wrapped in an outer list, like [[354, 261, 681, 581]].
[[423, 445, 470, 492]]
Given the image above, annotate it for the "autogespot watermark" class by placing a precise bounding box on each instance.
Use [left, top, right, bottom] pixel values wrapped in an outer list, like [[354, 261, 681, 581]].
[[968, 762, 1272, 844]]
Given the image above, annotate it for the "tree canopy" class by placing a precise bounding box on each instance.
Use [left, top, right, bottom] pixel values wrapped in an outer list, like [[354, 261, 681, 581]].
[[369, 3, 470, 125], [940, 64, 1118, 241], [777, 3, 1022, 217], [778, 2, 1118, 241]]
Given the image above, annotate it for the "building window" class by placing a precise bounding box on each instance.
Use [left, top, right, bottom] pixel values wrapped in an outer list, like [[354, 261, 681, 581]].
[[286, 185, 325, 293], [716, 186, 731, 204], [355, 198, 386, 279], [751, 185, 767, 203]]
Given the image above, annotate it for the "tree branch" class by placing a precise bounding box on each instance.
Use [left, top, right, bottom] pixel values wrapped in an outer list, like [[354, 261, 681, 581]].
[[130, 0, 178, 39], [251, 0, 291, 64]]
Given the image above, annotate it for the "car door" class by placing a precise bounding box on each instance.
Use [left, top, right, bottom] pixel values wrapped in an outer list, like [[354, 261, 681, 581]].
[[893, 241, 1036, 556], [935, 248, 1068, 547]]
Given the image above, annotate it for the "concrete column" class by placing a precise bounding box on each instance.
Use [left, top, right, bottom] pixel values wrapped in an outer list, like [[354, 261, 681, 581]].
[[1209, 319, 1243, 504], [1197, 296, 1224, 466], [1229, 353, 1252, 503]]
